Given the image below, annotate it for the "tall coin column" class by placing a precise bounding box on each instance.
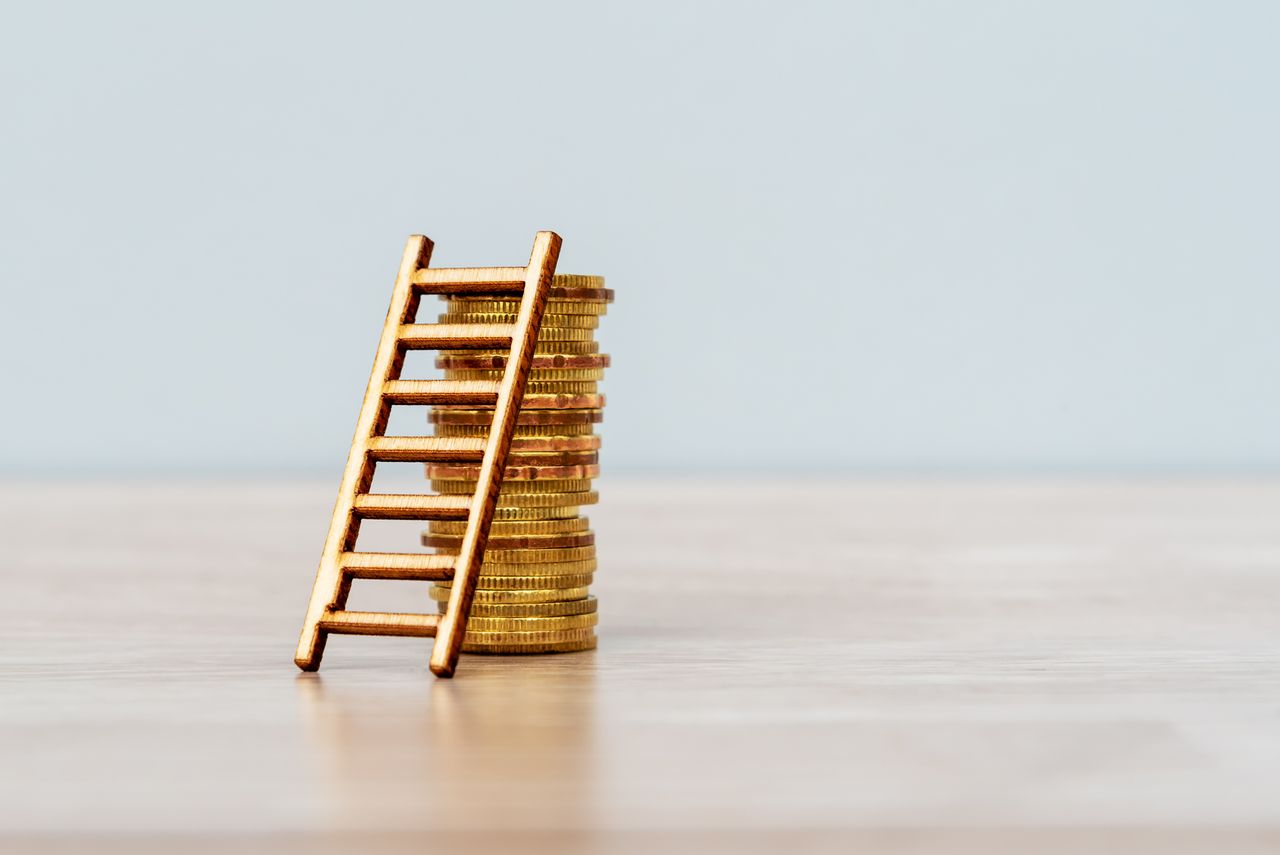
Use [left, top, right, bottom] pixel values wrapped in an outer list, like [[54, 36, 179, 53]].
[[425, 275, 611, 653]]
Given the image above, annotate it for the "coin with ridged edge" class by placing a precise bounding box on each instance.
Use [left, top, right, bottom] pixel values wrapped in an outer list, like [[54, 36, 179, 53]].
[[490, 503, 584, 521], [442, 298, 608, 316], [432, 478, 594, 494], [460, 627, 596, 644], [428, 517, 591, 536], [548, 274, 608, 290], [429, 408, 603, 426], [421, 531, 595, 549], [433, 572, 594, 590], [439, 311, 600, 329], [434, 422, 598, 438], [443, 596, 598, 618], [442, 340, 601, 357], [430, 585, 591, 604], [466, 558, 597, 576], [462, 636, 597, 654], [450, 380, 598, 395], [461, 613, 598, 633], [433, 546, 596, 565]]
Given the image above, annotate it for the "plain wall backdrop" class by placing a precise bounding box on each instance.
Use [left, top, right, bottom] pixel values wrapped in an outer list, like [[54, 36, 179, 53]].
[[1, 1, 1277, 474]]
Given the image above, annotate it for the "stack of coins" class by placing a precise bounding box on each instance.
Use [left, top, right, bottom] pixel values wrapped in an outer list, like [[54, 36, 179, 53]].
[[424, 274, 611, 653]]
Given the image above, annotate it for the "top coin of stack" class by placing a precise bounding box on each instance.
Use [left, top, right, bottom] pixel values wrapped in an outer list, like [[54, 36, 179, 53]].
[[424, 274, 611, 654]]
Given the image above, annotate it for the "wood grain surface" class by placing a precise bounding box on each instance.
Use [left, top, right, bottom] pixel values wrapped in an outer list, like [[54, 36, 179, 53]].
[[3, 477, 1279, 854]]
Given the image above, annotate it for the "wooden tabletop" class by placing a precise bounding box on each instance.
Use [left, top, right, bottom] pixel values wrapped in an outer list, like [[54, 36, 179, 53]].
[[3, 477, 1279, 854]]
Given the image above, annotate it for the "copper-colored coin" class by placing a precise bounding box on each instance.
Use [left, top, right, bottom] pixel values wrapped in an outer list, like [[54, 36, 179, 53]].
[[430, 584, 591, 604], [436, 353, 611, 371], [425, 462, 601, 481], [429, 393, 605, 411], [501, 449, 599, 465], [421, 531, 595, 549], [462, 636, 597, 654], [428, 517, 591, 536], [429, 408, 603, 426], [440, 340, 600, 358], [443, 596, 598, 618], [507, 445, 600, 461]]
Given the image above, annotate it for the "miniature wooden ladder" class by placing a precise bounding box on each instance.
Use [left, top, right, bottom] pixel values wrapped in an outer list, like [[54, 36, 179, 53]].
[[295, 231, 561, 677]]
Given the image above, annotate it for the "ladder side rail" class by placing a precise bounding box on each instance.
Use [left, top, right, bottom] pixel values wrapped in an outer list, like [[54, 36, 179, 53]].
[[430, 231, 562, 676], [294, 235, 434, 670]]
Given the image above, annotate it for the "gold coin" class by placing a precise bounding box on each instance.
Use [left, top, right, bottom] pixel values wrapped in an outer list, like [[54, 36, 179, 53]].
[[445, 380, 601, 395], [432, 546, 596, 565], [490, 504, 583, 520], [445, 300, 608, 316], [462, 636, 597, 654], [439, 324, 595, 342], [461, 613, 598, 633], [434, 422, 598, 438], [429, 408, 603, 426], [444, 368, 606, 381], [430, 585, 590, 604], [479, 545, 597, 564], [428, 517, 591, 536], [434, 572, 594, 590], [447, 596, 598, 618], [431, 478, 594, 495], [498, 492, 597, 509], [461, 627, 596, 644], [470, 558, 597, 576], [550, 274, 606, 290], [437, 340, 603, 357], [438, 312, 599, 330], [422, 531, 594, 550], [426, 463, 600, 481]]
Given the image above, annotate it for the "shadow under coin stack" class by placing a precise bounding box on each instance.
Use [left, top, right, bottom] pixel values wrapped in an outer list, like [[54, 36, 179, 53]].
[[424, 274, 611, 653]]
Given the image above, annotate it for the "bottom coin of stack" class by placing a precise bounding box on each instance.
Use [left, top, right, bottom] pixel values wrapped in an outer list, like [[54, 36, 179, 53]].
[[424, 274, 611, 653]]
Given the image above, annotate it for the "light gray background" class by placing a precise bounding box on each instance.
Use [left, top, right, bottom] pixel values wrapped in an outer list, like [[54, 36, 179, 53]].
[[2, 1, 1276, 474]]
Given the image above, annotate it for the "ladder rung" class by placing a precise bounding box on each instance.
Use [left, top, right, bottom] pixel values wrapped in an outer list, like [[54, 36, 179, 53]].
[[367, 436, 487, 462], [399, 323, 515, 349], [382, 380, 500, 405], [353, 494, 472, 520], [339, 552, 456, 580], [413, 267, 527, 294], [319, 610, 440, 637]]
